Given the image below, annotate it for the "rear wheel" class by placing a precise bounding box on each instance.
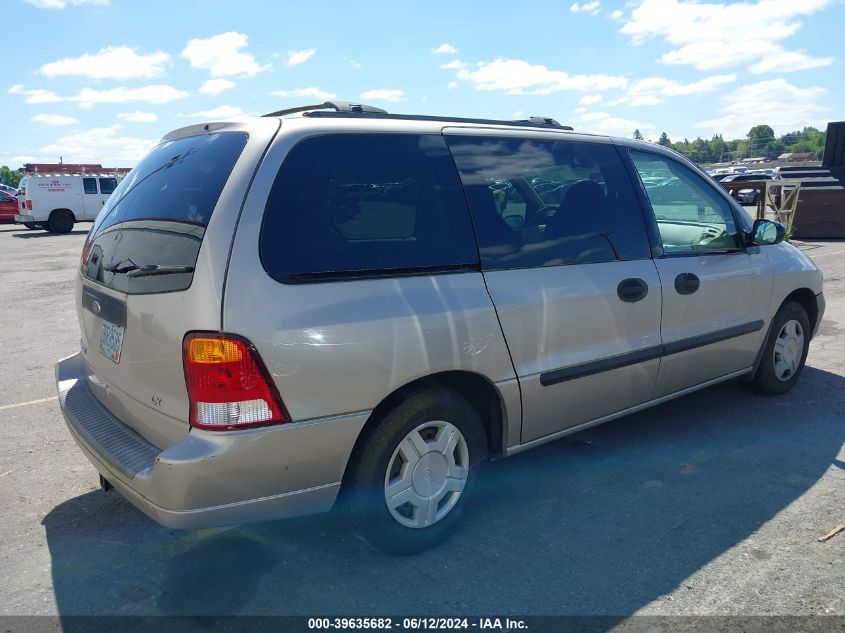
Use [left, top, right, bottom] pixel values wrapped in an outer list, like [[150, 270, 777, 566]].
[[344, 388, 486, 555], [47, 210, 74, 233], [749, 301, 810, 395]]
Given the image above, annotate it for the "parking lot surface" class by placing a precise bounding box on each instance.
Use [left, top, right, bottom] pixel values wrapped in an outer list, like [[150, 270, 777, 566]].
[[0, 222, 843, 617]]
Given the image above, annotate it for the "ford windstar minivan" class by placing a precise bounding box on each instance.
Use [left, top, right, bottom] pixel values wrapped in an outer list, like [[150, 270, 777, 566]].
[[56, 101, 824, 553]]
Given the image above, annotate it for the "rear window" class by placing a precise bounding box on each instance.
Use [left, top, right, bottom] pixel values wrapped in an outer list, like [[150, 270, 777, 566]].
[[259, 133, 479, 283], [81, 132, 247, 294]]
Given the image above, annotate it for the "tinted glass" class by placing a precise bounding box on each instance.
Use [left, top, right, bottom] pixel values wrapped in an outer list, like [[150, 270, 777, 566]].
[[81, 132, 248, 294], [260, 134, 478, 282], [630, 150, 741, 254], [446, 136, 650, 270], [98, 177, 117, 194], [83, 178, 97, 194]]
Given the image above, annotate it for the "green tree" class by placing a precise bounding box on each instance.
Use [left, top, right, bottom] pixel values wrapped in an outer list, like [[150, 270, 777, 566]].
[[0, 166, 21, 188], [658, 132, 671, 147], [633, 129, 643, 140], [746, 124, 775, 157]]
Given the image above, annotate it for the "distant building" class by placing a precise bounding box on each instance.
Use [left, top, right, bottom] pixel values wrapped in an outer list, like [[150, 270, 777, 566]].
[[18, 162, 132, 175], [741, 156, 767, 164], [777, 152, 816, 162]]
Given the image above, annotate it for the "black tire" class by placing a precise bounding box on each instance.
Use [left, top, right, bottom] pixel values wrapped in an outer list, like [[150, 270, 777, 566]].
[[344, 387, 487, 555], [47, 209, 74, 234], [748, 301, 810, 395]]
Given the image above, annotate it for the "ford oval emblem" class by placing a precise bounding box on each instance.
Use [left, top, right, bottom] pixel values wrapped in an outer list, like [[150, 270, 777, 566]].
[[91, 300, 101, 314]]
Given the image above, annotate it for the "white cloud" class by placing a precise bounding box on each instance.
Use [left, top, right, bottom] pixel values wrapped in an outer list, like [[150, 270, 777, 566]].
[[750, 50, 834, 74], [345, 57, 363, 69], [31, 113, 77, 125], [9, 83, 188, 107], [455, 58, 628, 94], [574, 107, 588, 113], [116, 111, 157, 123], [620, 0, 835, 73], [24, 0, 108, 7], [610, 9, 624, 20], [612, 74, 736, 106], [11, 86, 63, 104], [575, 111, 655, 135], [73, 85, 188, 107], [199, 78, 236, 95], [286, 49, 316, 66], [579, 94, 603, 105], [360, 89, 406, 102], [39, 46, 170, 80], [570, 1, 601, 15], [432, 44, 458, 55], [181, 32, 270, 77], [448, 81, 459, 89], [694, 78, 828, 139], [271, 87, 337, 100], [184, 105, 250, 121], [440, 59, 468, 70], [40, 125, 155, 164], [512, 110, 525, 118]]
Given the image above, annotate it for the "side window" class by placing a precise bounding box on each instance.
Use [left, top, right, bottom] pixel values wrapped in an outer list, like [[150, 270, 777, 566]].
[[446, 136, 650, 270], [98, 177, 117, 195], [630, 151, 741, 254], [260, 134, 478, 282], [83, 178, 98, 195]]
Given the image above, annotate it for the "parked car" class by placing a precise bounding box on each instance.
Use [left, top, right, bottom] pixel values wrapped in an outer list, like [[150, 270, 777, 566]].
[[0, 190, 18, 220], [0, 183, 18, 196], [14, 172, 122, 232], [56, 102, 825, 554], [720, 173, 775, 205]]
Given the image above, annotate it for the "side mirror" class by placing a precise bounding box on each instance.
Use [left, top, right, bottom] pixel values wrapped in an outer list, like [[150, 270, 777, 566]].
[[748, 219, 785, 246]]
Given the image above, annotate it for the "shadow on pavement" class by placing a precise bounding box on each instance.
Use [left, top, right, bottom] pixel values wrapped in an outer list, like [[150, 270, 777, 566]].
[[12, 229, 88, 238], [43, 366, 845, 619]]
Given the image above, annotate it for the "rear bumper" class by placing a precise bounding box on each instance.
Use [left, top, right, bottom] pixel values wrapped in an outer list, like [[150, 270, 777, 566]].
[[14, 214, 34, 223], [56, 352, 369, 529]]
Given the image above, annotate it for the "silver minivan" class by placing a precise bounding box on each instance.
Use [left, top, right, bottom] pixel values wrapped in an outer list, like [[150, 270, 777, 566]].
[[56, 102, 825, 554]]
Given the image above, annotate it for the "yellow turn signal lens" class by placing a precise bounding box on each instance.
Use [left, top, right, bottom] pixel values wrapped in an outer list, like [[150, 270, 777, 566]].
[[187, 337, 244, 364]]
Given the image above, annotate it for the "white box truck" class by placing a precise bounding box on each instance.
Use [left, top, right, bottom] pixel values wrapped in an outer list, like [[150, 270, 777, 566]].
[[15, 173, 123, 232]]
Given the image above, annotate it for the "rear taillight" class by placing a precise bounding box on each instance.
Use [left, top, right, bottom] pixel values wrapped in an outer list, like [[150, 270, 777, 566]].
[[25, 199, 32, 210], [183, 333, 291, 431]]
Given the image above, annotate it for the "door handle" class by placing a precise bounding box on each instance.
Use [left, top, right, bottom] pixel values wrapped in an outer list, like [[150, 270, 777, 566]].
[[617, 278, 649, 303], [674, 272, 700, 295]]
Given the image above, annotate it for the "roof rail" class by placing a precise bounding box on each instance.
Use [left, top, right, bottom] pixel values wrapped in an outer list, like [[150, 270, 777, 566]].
[[262, 100, 388, 117], [514, 116, 571, 130], [301, 110, 575, 131]]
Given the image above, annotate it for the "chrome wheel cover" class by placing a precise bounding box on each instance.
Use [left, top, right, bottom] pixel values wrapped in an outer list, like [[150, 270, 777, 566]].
[[773, 319, 804, 382], [384, 420, 469, 529]]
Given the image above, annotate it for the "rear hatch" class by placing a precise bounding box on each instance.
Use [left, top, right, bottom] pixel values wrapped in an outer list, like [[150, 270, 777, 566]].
[[76, 121, 278, 448]]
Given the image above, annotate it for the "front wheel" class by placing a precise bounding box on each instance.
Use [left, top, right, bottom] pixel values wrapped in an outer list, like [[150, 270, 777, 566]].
[[748, 301, 810, 395], [344, 388, 487, 555]]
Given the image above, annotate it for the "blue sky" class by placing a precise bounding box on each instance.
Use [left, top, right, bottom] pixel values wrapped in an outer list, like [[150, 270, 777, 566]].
[[2, 0, 843, 167]]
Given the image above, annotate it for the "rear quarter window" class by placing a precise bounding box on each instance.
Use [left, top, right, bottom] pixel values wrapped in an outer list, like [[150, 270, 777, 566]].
[[260, 133, 479, 283]]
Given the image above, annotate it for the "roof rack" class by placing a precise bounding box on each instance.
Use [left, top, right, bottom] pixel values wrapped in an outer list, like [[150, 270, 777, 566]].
[[301, 110, 574, 131], [514, 116, 567, 127], [262, 100, 388, 117]]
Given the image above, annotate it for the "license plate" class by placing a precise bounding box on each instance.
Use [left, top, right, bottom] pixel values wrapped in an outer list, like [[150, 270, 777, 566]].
[[99, 320, 124, 363]]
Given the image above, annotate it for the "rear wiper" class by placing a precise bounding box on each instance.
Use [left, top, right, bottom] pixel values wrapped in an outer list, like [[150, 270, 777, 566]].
[[125, 264, 194, 278]]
